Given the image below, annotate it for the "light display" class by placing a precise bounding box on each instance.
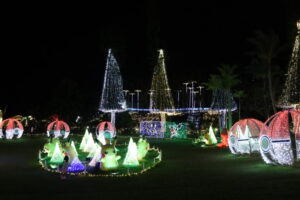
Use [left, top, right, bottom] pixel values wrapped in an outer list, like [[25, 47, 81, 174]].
[[83, 133, 95, 153], [217, 128, 229, 148], [206, 126, 217, 145], [123, 138, 139, 166], [50, 142, 64, 165], [259, 110, 300, 165], [137, 138, 149, 160], [99, 49, 127, 126], [100, 142, 121, 171], [46, 120, 70, 139], [165, 122, 187, 139], [140, 121, 164, 138], [0, 118, 24, 139], [89, 145, 102, 167], [80, 127, 90, 150], [96, 121, 115, 144], [67, 157, 85, 173], [39, 136, 162, 176], [277, 21, 300, 109], [71, 141, 78, 157], [149, 49, 175, 113], [228, 118, 264, 154]]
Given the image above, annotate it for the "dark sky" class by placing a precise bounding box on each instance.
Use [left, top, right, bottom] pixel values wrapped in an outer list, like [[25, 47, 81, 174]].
[[1, 1, 299, 118]]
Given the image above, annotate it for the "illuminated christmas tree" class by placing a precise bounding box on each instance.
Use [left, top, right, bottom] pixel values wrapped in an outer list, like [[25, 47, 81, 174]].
[[83, 133, 95, 153], [50, 142, 64, 164], [123, 138, 139, 166], [207, 126, 217, 145], [71, 141, 78, 157], [99, 49, 127, 126], [150, 49, 175, 120], [277, 20, 300, 109], [80, 127, 89, 150], [89, 145, 102, 167]]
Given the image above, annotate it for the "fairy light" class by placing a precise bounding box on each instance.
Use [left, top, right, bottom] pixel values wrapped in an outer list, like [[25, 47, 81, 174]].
[[149, 49, 175, 114], [259, 110, 300, 166], [277, 21, 300, 108], [228, 119, 264, 155], [0, 118, 24, 139]]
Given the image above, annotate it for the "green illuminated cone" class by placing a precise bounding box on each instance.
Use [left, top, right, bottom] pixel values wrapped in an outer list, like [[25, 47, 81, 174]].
[[123, 138, 139, 166], [80, 127, 90, 150], [50, 142, 64, 164], [207, 126, 217, 145]]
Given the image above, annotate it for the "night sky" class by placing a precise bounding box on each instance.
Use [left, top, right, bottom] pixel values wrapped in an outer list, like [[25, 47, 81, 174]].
[[1, 1, 299, 118]]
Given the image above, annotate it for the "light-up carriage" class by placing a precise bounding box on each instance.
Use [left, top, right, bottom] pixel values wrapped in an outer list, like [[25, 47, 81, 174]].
[[229, 118, 265, 154], [47, 120, 70, 139], [259, 110, 300, 165], [0, 118, 24, 139]]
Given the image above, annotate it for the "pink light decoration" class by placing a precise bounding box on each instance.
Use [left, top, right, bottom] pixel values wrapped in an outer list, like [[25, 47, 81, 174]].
[[230, 118, 264, 138], [96, 121, 115, 132], [0, 118, 24, 130], [259, 109, 300, 165], [47, 120, 70, 138]]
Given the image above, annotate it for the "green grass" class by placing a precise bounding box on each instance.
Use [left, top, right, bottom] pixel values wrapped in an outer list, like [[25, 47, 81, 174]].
[[1, 135, 300, 199]]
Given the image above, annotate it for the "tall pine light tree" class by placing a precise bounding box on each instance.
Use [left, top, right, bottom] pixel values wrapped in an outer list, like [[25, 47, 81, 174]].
[[99, 49, 127, 127], [150, 49, 175, 123], [277, 20, 300, 109]]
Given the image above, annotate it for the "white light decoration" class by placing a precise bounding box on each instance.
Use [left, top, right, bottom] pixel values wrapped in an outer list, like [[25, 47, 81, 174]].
[[149, 49, 175, 114], [123, 138, 139, 166], [207, 125, 217, 145], [80, 127, 90, 150], [71, 141, 78, 157], [0, 118, 24, 139], [83, 133, 95, 153], [99, 49, 127, 127], [96, 121, 116, 145], [229, 118, 264, 155], [277, 20, 300, 109], [259, 110, 300, 166], [89, 145, 102, 167]]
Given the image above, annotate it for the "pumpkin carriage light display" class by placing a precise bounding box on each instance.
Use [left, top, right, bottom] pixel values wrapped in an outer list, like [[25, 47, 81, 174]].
[[259, 110, 300, 166], [228, 118, 265, 154], [46, 120, 70, 139], [0, 118, 24, 139]]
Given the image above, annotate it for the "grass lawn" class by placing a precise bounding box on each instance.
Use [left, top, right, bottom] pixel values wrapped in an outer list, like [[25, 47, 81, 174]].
[[1, 135, 300, 200]]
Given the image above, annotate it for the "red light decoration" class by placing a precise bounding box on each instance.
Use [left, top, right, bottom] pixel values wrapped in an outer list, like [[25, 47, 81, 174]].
[[47, 120, 70, 139]]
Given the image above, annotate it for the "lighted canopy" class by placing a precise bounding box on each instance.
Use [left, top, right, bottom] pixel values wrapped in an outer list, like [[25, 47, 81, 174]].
[[0, 118, 24, 139], [229, 118, 264, 154], [47, 120, 70, 139], [259, 110, 300, 165]]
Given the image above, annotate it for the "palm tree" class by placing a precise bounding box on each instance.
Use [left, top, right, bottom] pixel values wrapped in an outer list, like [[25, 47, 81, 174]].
[[205, 64, 239, 129], [248, 31, 284, 114]]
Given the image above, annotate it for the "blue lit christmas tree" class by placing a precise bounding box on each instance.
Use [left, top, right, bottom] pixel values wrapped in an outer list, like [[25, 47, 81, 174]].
[[99, 49, 127, 126]]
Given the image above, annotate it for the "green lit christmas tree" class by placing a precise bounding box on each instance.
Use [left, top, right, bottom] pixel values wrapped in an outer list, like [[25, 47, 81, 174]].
[[277, 20, 300, 109], [123, 138, 139, 166], [50, 142, 64, 164]]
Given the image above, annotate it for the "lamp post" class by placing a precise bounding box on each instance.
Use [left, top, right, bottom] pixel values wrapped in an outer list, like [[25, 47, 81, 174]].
[[135, 90, 142, 109], [129, 93, 135, 108], [176, 90, 182, 108], [197, 86, 204, 111]]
